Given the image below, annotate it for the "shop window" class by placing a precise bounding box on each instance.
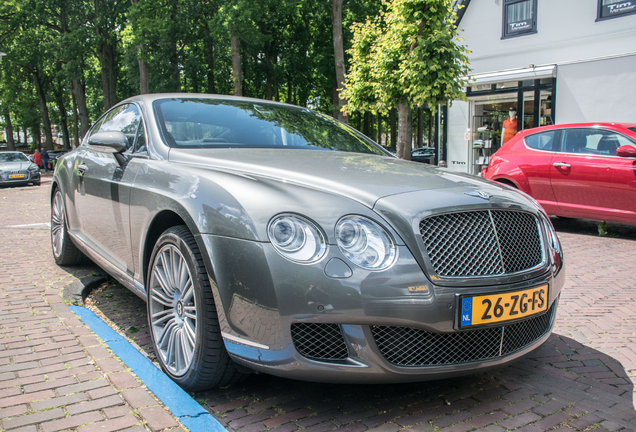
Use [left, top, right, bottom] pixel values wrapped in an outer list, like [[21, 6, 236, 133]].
[[502, 0, 537, 39], [597, 0, 636, 20]]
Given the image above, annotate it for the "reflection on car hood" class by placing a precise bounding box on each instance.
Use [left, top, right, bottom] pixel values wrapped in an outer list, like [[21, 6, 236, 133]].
[[169, 148, 495, 207], [0, 161, 32, 171]]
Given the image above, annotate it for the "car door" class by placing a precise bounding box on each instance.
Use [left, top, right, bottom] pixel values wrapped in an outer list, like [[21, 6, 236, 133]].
[[73, 103, 141, 275], [512, 130, 560, 214], [604, 131, 636, 222], [549, 128, 636, 222]]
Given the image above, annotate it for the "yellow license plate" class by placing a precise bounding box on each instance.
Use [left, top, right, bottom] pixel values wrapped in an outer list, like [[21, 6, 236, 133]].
[[460, 285, 548, 327], [9, 174, 25, 179]]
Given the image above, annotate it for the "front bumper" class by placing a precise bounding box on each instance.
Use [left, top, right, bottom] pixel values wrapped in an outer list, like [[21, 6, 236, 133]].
[[0, 171, 40, 185], [200, 234, 565, 384]]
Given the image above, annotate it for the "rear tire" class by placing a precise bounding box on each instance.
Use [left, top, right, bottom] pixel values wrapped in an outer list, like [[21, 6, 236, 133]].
[[147, 226, 248, 391], [51, 189, 87, 265]]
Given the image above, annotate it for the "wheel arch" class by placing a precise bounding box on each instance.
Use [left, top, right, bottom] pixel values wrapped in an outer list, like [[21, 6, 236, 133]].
[[141, 209, 216, 291], [493, 177, 519, 189]]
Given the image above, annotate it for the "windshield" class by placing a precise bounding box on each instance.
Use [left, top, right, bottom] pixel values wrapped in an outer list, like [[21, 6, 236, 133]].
[[153, 98, 389, 156], [0, 153, 28, 162]]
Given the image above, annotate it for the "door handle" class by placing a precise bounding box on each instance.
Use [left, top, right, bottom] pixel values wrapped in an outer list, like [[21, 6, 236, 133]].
[[553, 162, 571, 168], [77, 163, 88, 174]]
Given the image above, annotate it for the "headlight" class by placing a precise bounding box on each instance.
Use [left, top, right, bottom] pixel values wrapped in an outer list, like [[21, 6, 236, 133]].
[[268, 214, 327, 263], [335, 216, 397, 270], [28, 165, 39, 172], [541, 214, 560, 251]]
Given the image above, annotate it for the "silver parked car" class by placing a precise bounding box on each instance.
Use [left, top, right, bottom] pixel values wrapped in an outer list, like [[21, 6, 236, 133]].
[[0, 151, 41, 186], [51, 94, 564, 390]]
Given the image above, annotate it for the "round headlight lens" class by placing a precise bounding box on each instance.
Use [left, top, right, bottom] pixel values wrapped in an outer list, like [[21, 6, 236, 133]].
[[268, 214, 326, 263], [336, 216, 397, 270]]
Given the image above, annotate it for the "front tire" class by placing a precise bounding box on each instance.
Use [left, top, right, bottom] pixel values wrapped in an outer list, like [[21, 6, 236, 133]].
[[51, 189, 87, 265], [147, 226, 247, 391]]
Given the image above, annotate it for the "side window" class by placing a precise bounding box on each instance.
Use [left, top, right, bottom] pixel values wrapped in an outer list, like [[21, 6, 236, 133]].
[[525, 131, 556, 151], [502, 0, 537, 39], [562, 129, 630, 156], [98, 104, 141, 150], [84, 118, 104, 146], [597, 0, 636, 21], [133, 122, 147, 154]]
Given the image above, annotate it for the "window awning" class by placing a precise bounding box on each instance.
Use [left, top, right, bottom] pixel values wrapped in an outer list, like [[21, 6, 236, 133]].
[[469, 65, 557, 86]]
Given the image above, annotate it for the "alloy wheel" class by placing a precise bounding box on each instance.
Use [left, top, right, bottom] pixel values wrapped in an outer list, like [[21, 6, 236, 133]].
[[149, 244, 197, 376], [51, 191, 65, 258]]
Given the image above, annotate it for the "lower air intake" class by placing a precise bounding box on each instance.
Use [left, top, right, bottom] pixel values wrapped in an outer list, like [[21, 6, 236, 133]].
[[291, 323, 349, 361], [372, 302, 556, 366]]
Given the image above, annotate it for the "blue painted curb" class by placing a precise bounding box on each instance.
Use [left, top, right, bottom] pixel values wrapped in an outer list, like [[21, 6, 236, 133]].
[[70, 305, 227, 432]]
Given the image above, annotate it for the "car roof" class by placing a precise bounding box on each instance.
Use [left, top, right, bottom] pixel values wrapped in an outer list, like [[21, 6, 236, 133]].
[[119, 93, 304, 110], [518, 122, 636, 136]]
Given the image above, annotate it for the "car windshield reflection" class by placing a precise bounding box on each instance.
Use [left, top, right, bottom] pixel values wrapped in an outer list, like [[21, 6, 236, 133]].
[[0, 153, 28, 162], [153, 98, 388, 155]]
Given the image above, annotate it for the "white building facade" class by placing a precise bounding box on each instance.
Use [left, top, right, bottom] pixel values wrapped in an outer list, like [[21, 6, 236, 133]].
[[446, 0, 636, 174]]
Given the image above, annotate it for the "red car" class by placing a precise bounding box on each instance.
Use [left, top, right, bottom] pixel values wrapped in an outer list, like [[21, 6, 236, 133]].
[[483, 123, 636, 225]]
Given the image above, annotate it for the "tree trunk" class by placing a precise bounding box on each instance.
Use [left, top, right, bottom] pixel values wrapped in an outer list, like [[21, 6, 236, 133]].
[[377, 114, 383, 146], [95, 0, 117, 110], [287, 73, 292, 104], [265, 48, 272, 100], [32, 122, 41, 149], [332, 0, 347, 123], [390, 108, 397, 151], [71, 92, 80, 148], [72, 79, 90, 139], [396, 104, 410, 160], [231, 35, 242, 96], [32, 70, 54, 151], [54, 89, 71, 150], [406, 109, 412, 157], [138, 46, 149, 94], [205, 37, 216, 94], [3, 110, 15, 151], [417, 106, 423, 148], [131, 0, 149, 94]]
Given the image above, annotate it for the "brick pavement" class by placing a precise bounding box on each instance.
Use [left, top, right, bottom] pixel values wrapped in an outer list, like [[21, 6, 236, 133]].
[[3, 174, 636, 432], [87, 212, 636, 430], [0, 174, 185, 432]]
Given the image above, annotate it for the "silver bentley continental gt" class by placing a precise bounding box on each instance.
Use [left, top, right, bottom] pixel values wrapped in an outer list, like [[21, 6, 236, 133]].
[[51, 94, 565, 390]]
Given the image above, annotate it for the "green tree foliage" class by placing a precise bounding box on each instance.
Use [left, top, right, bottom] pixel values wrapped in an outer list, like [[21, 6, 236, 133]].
[[0, 0, 452, 153], [341, 0, 470, 159]]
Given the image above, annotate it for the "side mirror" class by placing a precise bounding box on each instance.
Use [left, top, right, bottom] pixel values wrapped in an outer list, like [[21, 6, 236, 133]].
[[616, 145, 636, 158], [88, 131, 128, 153]]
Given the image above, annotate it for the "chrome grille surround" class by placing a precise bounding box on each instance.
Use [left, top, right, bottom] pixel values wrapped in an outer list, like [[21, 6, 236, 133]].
[[291, 323, 349, 361], [371, 302, 556, 367], [420, 210, 544, 278]]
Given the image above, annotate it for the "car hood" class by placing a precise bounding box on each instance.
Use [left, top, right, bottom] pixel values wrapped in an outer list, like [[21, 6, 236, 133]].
[[0, 161, 32, 171], [168, 148, 510, 208]]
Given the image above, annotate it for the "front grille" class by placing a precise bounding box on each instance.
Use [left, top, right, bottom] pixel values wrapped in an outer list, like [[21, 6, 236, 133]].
[[420, 210, 543, 277], [372, 302, 555, 367], [291, 323, 349, 361]]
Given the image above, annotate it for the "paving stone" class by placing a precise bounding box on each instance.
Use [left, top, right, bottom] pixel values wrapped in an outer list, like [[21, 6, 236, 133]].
[[2, 408, 65, 430], [108, 371, 140, 390], [30, 393, 89, 411], [138, 406, 180, 431], [122, 388, 159, 408], [41, 411, 105, 432], [66, 394, 124, 415], [77, 415, 139, 432]]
